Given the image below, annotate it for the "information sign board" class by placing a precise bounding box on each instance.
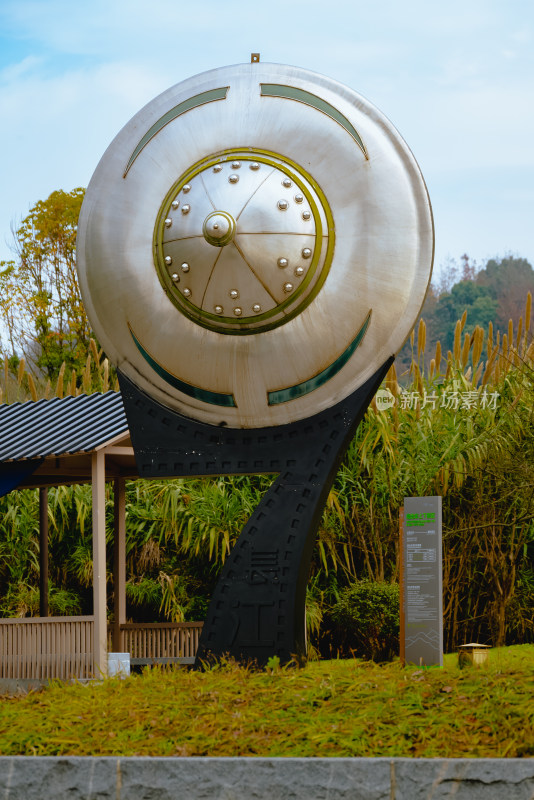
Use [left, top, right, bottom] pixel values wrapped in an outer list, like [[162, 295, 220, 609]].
[[402, 497, 443, 666]]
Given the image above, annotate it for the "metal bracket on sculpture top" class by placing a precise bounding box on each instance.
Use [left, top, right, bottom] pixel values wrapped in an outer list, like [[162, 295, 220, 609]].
[[118, 357, 392, 666]]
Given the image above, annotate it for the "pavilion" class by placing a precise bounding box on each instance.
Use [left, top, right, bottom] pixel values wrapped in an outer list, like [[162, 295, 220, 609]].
[[0, 391, 201, 684]]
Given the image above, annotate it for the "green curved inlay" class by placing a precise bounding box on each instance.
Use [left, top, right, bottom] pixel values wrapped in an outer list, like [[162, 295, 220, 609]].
[[260, 84, 367, 158], [267, 311, 371, 406], [129, 325, 236, 407], [124, 87, 229, 177]]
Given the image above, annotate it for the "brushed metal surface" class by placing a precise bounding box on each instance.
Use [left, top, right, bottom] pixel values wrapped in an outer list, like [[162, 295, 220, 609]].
[[77, 61, 434, 428]]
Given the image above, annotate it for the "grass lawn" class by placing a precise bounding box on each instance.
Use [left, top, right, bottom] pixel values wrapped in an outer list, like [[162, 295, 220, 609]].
[[0, 645, 532, 758]]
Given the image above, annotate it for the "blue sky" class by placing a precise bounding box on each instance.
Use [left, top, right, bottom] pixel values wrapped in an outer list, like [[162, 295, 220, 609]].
[[0, 0, 533, 281]]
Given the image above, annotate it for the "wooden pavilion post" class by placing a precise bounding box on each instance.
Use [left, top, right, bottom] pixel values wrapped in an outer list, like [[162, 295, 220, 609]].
[[92, 450, 107, 677], [39, 487, 49, 617], [112, 477, 126, 652]]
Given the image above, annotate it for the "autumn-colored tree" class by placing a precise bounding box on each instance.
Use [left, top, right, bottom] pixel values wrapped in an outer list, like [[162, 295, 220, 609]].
[[476, 256, 534, 332], [0, 188, 92, 379]]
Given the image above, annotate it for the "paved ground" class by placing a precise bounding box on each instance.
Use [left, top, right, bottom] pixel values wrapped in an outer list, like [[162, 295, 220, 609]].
[[1, 757, 533, 799]]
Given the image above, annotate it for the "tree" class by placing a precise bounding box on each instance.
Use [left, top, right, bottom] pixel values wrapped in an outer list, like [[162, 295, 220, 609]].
[[396, 255, 534, 376], [396, 276, 498, 374], [476, 257, 534, 333], [433, 281, 498, 353], [0, 188, 93, 379]]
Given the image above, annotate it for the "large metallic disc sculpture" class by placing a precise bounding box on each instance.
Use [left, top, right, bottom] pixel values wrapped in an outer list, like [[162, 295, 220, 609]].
[[77, 60, 433, 665]]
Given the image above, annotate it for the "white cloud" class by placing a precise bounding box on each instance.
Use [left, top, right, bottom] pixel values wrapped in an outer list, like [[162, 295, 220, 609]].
[[0, 54, 43, 81]]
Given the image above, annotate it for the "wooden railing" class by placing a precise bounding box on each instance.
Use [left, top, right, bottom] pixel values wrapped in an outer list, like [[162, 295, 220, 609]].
[[0, 618, 203, 682], [110, 622, 203, 666], [0, 616, 94, 680]]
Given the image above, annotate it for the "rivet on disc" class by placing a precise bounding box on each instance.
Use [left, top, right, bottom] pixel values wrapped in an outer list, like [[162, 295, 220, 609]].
[[214, 305, 223, 314], [181, 263, 190, 272], [295, 266, 305, 276], [302, 210, 311, 221], [282, 178, 292, 188], [164, 256, 172, 265], [171, 200, 179, 210], [294, 194, 304, 204], [181, 205, 190, 215], [229, 174, 239, 184], [183, 184, 191, 194], [302, 247, 312, 259], [233, 307, 242, 316], [231, 161, 241, 169], [277, 257, 288, 268], [250, 162, 260, 170], [183, 288, 191, 297], [277, 199, 289, 210], [213, 164, 223, 172], [253, 304, 261, 313], [229, 289, 239, 299], [171, 273, 179, 282], [164, 218, 172, 228], [283, 283, 294, 293]]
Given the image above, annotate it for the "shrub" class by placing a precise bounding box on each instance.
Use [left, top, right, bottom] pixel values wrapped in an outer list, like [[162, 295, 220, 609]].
[[329, 580, 399, 661]]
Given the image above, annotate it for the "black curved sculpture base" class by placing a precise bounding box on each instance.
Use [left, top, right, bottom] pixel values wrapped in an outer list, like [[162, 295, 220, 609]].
[[118, 359, 392, 667]]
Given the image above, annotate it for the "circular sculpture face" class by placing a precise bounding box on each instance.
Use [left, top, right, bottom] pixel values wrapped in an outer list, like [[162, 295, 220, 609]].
[[77, 62, 434, 428], [153, 151, 333, 334]]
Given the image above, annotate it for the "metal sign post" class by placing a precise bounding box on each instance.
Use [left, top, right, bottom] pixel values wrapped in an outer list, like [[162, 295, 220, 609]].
[[402, 497, 443, 667]]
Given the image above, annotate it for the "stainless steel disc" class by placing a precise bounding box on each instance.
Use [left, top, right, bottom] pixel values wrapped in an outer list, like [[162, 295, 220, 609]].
[[77, 61, 434, 428]]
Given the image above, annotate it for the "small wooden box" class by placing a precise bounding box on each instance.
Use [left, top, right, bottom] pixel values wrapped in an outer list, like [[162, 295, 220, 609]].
[[458, 643, 490, 668]]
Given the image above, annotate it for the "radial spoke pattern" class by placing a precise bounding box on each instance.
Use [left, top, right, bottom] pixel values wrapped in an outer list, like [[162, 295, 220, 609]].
[[154, 152, 331, 334]]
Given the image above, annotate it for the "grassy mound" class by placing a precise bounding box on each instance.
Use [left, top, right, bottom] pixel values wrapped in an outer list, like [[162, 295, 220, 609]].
[[0, 645, 532, 757]]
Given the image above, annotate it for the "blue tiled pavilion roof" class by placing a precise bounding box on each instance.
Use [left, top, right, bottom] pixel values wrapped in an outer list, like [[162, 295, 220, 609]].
[[0, 392, 128, 461]]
